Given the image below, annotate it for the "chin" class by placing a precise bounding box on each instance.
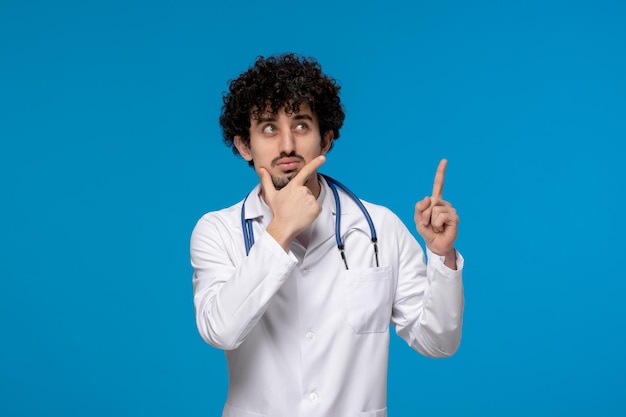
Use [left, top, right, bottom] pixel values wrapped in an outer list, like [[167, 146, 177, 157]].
[[271, 173, 294, 190]]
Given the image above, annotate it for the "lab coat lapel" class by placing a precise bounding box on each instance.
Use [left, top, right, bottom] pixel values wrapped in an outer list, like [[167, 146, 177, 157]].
[[242, 184, 268, 225]]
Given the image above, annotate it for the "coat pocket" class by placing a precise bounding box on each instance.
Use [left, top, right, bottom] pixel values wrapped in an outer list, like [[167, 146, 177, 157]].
[[222, 403, 267, 417], [357, 406, 388, 417], [345, 266, 394, 334]]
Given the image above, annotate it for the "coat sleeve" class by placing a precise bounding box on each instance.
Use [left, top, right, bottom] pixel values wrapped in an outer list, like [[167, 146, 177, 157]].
[[190, 213, 297, 350], [388, 212, 465, 358]]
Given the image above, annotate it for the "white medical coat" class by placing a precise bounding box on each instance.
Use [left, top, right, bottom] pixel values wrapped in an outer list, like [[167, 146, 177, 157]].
[[191, 178, 464, 417]]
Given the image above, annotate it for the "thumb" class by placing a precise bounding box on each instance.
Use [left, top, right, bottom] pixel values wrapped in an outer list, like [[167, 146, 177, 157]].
[[258, 168, 277, 199]]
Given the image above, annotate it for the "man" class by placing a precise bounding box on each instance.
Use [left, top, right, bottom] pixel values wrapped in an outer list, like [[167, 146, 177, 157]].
[[191, 53, 464, 417]]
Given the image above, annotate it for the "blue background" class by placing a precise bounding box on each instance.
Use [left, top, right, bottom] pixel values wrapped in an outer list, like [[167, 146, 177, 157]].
[[1, 0, 625, 416]]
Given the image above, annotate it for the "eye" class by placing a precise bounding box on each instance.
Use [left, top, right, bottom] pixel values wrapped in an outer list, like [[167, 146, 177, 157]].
[[294, 122, 309, 132], [262, 124, 277, 134]]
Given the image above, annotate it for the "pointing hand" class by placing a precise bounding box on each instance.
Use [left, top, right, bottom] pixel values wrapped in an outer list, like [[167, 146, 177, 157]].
[[414, 159, 459, 260]]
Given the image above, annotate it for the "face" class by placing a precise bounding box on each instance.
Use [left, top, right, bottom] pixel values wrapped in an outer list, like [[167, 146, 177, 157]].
[[234, 103, 333, 194]]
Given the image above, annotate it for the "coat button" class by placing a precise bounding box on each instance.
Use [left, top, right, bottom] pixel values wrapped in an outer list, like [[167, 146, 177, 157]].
[[309, 392, 319, 402], [305, 331, 316, 341]]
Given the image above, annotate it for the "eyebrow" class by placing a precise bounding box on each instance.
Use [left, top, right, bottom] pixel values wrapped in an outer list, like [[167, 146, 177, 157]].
[[293, 114, 314, 122], [253, 113, 314, 125], [254, 116, 276, 125]]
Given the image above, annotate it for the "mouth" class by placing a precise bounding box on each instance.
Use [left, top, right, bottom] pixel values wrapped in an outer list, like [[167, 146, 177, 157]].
[[274, 157, 304, 172]]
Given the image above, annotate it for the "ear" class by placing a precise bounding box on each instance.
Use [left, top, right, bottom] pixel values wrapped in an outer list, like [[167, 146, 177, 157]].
[[321, 130, 334, 154], [234, 136, 253, 161]]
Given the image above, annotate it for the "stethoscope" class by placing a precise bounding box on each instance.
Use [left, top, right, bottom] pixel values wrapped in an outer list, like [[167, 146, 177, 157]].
[[241, 174, 379, 270]]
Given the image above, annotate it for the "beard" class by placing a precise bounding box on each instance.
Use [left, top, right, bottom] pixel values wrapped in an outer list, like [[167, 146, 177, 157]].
[[271, 172, 297, 190]]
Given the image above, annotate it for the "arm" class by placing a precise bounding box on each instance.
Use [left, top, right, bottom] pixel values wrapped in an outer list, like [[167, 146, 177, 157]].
[[393, 159, 464, 357], [191, 214, 297, 350], [391, 215, 465, 358]]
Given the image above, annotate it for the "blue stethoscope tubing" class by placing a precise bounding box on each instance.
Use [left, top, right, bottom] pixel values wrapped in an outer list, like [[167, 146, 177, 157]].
[[240, 174, 379, 269]]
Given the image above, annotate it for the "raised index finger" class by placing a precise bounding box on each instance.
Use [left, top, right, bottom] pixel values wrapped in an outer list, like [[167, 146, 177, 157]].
[[431, 158, 447, 199], [292, 155, 326, 186]]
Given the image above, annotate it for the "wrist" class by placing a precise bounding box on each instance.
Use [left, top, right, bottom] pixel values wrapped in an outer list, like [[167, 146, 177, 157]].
[[443, 249, 457, 270], [266, 221, 295, 252]]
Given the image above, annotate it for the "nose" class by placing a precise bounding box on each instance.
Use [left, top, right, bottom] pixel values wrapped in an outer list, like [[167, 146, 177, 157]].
[[278, 130, 295, 154]]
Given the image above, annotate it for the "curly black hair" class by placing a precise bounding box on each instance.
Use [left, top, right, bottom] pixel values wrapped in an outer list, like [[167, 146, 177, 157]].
[[219, 53, 345, 163]]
